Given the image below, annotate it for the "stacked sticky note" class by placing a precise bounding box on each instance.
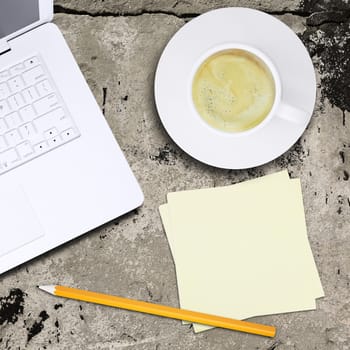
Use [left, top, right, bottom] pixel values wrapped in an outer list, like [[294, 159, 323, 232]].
[[159, 171, 324, 332]]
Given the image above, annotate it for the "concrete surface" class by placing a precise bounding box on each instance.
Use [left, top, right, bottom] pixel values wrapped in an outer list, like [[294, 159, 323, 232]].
[[1, 0, 349, 349]]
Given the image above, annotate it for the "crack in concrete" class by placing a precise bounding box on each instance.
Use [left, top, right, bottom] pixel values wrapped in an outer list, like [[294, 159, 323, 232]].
[[54, 4, 349, 27], [52, 5, 311, 19], [53, 5, 313, 18], [53, 5, 198, 19]]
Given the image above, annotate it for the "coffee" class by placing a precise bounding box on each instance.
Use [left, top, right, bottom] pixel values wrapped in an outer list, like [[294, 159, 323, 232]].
[[192, 49, 275, 132]]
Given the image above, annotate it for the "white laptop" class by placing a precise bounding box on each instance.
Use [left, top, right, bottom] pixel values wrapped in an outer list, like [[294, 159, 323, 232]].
[[0, 0, 144, 274]]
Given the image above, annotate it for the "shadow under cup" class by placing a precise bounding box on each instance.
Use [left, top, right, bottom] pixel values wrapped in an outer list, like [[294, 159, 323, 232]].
[[191, 47, 278, 134]]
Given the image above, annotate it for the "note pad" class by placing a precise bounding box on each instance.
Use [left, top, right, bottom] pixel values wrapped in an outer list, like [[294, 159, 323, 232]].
[[160, 171, 324, 332]]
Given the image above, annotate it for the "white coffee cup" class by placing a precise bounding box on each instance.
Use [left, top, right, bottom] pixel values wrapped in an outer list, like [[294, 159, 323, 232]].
[[188, 43, 308, 137]]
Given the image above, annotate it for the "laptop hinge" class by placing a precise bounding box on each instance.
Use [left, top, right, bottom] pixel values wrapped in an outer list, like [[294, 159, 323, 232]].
[[0, 40, 11, 55]]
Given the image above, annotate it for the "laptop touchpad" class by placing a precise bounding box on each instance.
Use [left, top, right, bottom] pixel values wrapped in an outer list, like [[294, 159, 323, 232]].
[[0, 186, 45, 257]]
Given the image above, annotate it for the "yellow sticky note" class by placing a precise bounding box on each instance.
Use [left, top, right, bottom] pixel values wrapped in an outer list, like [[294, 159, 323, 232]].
[[160, 172, 323, 332]]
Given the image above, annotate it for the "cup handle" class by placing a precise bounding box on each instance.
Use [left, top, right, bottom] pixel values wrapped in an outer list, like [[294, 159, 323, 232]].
[[276, 102, 308, 124]]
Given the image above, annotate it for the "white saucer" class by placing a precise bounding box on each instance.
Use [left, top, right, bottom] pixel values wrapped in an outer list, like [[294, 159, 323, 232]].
[[154, 8, 316, 169]]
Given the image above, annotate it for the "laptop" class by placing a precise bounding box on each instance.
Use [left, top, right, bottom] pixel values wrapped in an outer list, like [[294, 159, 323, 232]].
[[0, 0, 144, 274]]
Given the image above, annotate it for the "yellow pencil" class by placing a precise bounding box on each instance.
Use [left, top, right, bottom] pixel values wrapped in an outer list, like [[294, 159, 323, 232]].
[[39, 285, 276, 337]]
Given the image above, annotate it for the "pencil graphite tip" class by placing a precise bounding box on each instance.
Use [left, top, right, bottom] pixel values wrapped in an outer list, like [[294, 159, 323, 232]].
[[38, 285, 56, 295]]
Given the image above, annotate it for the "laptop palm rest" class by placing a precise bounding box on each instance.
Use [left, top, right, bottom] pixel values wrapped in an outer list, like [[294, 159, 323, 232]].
[[0, 185, 45, 257]]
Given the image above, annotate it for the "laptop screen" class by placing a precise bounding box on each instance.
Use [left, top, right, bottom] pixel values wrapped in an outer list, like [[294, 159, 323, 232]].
[[0, 0, 40, 39]]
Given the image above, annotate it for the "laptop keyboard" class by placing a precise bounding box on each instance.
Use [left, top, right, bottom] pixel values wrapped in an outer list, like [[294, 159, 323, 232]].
[[0, 55, 80, 174]]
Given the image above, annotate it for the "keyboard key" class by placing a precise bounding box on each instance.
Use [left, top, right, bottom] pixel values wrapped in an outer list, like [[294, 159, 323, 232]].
[[0, 83, 10, 99], [47, 135, 61, 147], [8, 93, 25, 110], [5, 112, 22, 129], [0, 70, 10, 82], [33, 94, 58, 115], [5, 129, 22, 146], [8, 76, 25, 93], [24, 57, 40, 68], [33, 108, 71, 133], [10, 63, 26, 76], [17, 141, 34, 158], [61, 128, 77, 141], [22, 66, 44, 85], [19, 123, 36, 139], [34, 141, 48, 153], [22, 86, 39, 103], [0, 100, 10, 117], [36, 80, 52, 97], [0, 118, 7, 134], [0, 136, 7, 151], [44, 127, 58, 138], [0, 148, 19, 169], [19, 105, 36, 122]]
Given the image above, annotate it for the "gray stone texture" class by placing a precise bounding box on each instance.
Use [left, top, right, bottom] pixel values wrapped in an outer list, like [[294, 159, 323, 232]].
[[54, 0, 301, 15], [1, 0, 350, 349]]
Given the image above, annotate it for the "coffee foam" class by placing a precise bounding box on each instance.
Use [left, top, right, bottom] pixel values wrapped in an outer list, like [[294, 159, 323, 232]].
[[192, 49, 275, 132]]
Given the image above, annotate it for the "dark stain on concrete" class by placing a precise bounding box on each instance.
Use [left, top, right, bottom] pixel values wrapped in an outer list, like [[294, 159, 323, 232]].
[[336, 195, 343, 213], [150, 143, 178, 165], [54, 319, 61, 343], [302, 0, 350, 13], [339, 151, 345, 163], [102, 87, 107, 115], [343, 170, 349, 180], [247, 168, 266, 179], [229, 167, 266, 184], [27, 310, 50, 343], [54, 303, 63, 310], [300, 17, 350, 113], [121, 333, 137, 342], [0, 288, 26, 326], [337, 195, 344, 204], [275, 138, 306, 167], [306, 10, 350, 26]]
